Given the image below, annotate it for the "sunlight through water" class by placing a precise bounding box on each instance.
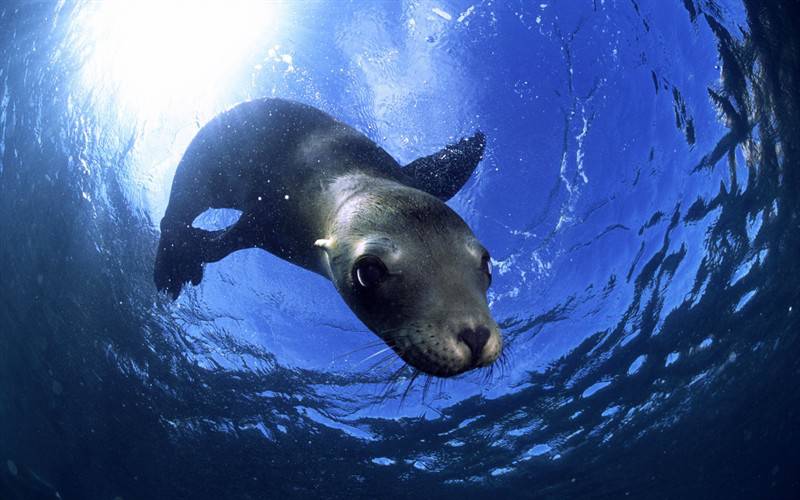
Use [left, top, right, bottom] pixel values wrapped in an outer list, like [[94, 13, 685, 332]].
[[75, 1, 283, 118]]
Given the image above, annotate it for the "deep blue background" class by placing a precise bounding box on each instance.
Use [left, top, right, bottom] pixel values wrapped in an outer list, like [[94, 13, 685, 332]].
[[1, 1, 798, 498]]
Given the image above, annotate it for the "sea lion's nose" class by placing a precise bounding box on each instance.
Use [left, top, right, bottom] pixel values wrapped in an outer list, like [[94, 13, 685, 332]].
[[458, 326, 490, 365]]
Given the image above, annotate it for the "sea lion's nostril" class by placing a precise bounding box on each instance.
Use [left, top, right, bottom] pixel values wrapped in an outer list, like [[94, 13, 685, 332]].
[[458, 326, 490, 364]]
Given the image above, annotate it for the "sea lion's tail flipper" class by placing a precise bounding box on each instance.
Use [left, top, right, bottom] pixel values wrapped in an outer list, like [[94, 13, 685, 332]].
[[404, 131, 486, 201], [154, 226, 206, 300]]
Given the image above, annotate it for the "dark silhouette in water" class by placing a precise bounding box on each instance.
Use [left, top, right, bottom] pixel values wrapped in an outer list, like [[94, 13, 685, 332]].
[[154, 98, 486, 298], [155, 98, 501, 377]]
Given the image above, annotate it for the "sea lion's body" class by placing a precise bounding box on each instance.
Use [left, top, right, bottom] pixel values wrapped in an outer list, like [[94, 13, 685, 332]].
[[156, 98, 501, 377]]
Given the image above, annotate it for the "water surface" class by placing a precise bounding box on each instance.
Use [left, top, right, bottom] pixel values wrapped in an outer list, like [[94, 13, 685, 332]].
[[1, 1, 798, 498]]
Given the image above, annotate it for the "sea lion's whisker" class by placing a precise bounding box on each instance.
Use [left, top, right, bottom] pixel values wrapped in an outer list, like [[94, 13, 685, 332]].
[[386, 364, 407, 384], [378, 328, 413, 338], [356, 346, 394, 366], [422, 374, 434, 401], [365, 352, 401, 373], [377, 364, 411, 402], [483, 364, 495, 385], [495, 342, 514, 377], [399, 370, 421, 405], [330, 341, 393, 362], [379, 327, 403, 334]]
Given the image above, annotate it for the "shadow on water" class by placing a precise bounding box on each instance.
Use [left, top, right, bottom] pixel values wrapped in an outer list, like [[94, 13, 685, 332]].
[[1, 1, 798, 498]]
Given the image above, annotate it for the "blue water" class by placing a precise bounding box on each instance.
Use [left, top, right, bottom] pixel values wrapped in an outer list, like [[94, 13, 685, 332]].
[[1, 1, 798, 498]]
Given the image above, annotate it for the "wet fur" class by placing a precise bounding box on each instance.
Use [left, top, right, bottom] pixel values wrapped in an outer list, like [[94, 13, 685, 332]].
[[155, 98, 500, 376]]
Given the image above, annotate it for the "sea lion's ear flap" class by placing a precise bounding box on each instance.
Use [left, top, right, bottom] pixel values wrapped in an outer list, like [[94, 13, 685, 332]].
[[314, 238, 334, 251], [404, 131, 486, 201]]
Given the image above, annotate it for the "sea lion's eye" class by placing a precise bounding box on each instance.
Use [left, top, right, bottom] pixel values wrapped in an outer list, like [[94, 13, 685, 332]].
[[481, 252, 492, 285], [353, 256, 388, 289]]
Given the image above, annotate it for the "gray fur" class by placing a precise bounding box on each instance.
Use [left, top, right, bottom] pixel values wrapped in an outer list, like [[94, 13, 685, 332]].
[[154, 98, 500, 376]]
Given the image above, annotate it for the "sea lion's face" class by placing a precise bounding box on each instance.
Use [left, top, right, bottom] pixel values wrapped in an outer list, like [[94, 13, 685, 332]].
[[324, 198, 503, 377]]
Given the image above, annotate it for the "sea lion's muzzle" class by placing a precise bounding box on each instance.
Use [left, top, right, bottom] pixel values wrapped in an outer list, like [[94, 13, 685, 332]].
[[382, 314, 503, 377], [451, 319, 503, 373], [458, 326, 491, 366]]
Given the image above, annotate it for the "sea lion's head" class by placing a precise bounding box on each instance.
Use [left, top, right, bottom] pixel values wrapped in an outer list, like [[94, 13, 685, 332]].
[[316, 183, 502, 377]]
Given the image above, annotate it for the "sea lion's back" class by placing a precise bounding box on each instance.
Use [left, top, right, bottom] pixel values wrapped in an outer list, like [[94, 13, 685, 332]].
[[170, 99, 399, 207]]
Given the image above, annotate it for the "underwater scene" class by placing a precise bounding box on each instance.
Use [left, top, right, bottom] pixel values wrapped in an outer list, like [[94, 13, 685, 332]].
[[1, 0, 798, 498]]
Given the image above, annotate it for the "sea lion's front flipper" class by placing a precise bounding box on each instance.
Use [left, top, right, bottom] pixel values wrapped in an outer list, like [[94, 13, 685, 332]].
[[154, 214, 260, 300], [154, 226, 212, 300], [404, 131, 486, 201]]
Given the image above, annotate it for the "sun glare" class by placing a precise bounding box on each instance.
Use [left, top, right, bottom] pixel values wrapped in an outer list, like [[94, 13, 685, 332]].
[[77, 1, 282, 116]]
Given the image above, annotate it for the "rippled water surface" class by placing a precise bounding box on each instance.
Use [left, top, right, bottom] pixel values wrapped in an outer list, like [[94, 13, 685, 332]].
[[1, 1, 799, 498]]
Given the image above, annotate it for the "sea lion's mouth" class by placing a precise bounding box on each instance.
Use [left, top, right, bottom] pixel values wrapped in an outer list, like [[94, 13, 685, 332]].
[[383, 324, 502, 377]]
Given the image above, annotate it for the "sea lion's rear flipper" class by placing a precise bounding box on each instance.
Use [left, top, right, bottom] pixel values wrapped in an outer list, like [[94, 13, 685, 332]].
[[404, 131, 486, 201]]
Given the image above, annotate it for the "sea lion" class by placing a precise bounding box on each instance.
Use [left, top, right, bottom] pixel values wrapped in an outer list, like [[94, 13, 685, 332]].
[[154, 98, 501, 377]]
